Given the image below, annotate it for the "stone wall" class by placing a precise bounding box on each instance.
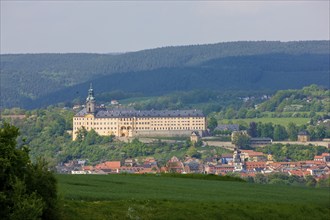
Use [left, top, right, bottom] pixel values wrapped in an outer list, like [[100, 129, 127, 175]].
[[133, 130, 204, 138]]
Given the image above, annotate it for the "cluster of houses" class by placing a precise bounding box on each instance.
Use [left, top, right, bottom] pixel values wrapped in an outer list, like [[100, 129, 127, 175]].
[[57, 150, 330, 181]]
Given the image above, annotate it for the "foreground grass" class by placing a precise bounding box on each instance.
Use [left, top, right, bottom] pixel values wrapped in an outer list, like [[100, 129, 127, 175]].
[[57, 174, 330, 220]]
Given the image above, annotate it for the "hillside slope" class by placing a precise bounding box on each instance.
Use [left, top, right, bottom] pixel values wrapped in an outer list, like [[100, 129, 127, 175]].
[[1, 41, 329, 108]]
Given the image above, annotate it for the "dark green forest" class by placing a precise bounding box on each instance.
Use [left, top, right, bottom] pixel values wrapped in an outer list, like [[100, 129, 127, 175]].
[[1, 41, 329, 109]]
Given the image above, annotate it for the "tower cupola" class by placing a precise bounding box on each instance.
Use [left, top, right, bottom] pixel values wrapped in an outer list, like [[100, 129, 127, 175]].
[[86, 83, 96, 114]]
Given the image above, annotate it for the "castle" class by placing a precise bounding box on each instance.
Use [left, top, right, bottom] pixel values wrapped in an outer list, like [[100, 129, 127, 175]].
[[72, 85, 207, 140]]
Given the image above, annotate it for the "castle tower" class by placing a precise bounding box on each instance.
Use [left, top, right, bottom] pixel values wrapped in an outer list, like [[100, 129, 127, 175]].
[[233, 147, 244, 171], [86, 83, 95, 114]]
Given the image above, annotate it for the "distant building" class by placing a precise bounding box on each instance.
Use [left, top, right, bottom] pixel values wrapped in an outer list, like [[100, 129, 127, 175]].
[[190, 131, 200, 144], [214, 124, 239, 132], [245, 162, 267, 171], [250, 138, 272, 146], [166, 156, 184, 173], [297, 131, 310, 142], [220, 154, 233, 164], [124, 158, 135, 167], [267, 154, 273, 161], [72, 85, 207, 140], [240, 150, 266, 162], [314, 153, 330, 164]]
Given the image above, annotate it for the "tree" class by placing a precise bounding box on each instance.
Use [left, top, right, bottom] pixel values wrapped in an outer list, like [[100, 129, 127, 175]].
[[207, 116, 218, 132], [287, 122, 298, 141], [305, 175, 317, 187], [247, 122, 258, 138], [314, 125, 326, 140], [237, 108, 247, 118], [84, 129, 101, 145], [0, 123, 58, 220], [186, 146, 201, 158], [254, 173, 268, 184], [75, 127, 88, 142], [246, 109, 257, 118], [288, 175, 305, 186], [273, 125, 288, 141], [260, 123, 274, 139], [317, 177, 330, 188], [231, 131, 251, 149], [225, 107, 236, 119]]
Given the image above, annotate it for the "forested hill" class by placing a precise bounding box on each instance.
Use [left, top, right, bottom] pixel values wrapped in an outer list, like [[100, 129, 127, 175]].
[[1, 41, 329, 109]]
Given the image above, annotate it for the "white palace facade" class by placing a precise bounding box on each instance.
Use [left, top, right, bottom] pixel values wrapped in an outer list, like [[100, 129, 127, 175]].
[[72, 86, 207, 140]]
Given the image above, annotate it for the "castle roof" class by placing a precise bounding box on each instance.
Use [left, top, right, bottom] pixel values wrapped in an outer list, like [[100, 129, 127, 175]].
[[75, 108, 204, 118], [298, 130, 309, 135]]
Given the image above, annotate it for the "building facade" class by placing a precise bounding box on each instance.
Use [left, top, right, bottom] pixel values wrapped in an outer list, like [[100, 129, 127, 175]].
[[297, 131, 310, 142], [72, 86, 207, 140]]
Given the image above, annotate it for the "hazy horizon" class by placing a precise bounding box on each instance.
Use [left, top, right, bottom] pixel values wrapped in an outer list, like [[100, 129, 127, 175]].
[[1, 39, 329, 55], [1, 1, 329, 54]]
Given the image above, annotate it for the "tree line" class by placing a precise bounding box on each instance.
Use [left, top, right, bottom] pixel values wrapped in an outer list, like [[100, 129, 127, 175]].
[[242, 172, 329, 188]]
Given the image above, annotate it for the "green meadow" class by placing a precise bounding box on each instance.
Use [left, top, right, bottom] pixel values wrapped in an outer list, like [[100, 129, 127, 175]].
[[57, 174, 330, 220]]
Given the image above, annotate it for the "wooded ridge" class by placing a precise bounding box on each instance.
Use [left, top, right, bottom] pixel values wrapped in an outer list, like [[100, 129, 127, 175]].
[[1, 41, 329, 109]]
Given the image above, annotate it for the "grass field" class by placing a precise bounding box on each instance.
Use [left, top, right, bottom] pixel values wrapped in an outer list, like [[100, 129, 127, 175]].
[[219, 117, 310, 126], [57, 174, 330, 220]]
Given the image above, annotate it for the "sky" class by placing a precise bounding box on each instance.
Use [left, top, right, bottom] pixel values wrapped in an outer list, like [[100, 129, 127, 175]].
[[1, 1, 329, 54]]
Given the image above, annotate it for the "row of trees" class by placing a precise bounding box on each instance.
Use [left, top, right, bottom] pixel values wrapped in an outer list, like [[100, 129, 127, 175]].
[[209, 114, 329, 142], [219, 107, 326, 120], [246, 121, 328, 141], [256, 143, 329, 162], [243, 173, 329, 188]]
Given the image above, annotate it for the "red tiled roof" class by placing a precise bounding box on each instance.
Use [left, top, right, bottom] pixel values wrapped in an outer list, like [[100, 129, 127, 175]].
[[245, 162, 267, 170], [288, 170, 310, 177], [95, 161, 121, 169], [105, 161, 121, 168], [303, 160, 326, 165], [245, 162, 266, 165], [221, 154, 233, 158], [83, 166, 94, 171]]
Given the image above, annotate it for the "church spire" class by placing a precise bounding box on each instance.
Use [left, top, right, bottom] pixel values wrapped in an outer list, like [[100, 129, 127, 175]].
[[86, 84, 95, 114], [86, 83, 95, 101]]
